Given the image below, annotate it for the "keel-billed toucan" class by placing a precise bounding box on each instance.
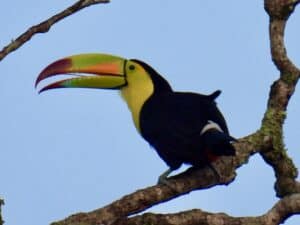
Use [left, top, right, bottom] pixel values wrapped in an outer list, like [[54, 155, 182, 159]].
[[36, 53, 236, 184]]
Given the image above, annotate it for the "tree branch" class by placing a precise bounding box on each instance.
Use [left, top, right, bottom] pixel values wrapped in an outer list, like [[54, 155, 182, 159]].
[[0, 198, 4, 225], [114, 194, 300, 225], [0, 0, 110, 62], [124, 194, 300, 225], [53, 193, 300, 225], [260, 0, 300, 197]]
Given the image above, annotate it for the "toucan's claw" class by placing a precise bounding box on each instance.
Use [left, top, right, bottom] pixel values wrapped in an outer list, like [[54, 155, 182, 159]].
[[157, 165, 220, 192], [157, 168, 179, 192], [157, 168, 172, 185]]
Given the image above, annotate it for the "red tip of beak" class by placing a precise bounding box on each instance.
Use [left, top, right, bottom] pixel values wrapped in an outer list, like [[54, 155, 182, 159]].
[[35, 58, 72, 88], [38, 80, 68, 94]]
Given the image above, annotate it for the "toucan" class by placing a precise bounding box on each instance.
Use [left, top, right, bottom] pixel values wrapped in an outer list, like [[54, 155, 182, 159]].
[[35, 53, 236, 184]]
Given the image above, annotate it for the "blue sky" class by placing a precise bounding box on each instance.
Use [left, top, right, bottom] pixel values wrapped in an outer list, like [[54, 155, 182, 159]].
[[1, 1, 300, 225]]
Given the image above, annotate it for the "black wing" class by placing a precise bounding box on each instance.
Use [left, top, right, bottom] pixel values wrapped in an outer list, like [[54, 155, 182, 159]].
[[140, 91, 229, 169]]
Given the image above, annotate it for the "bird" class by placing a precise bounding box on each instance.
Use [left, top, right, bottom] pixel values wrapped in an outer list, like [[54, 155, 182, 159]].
[[35, 53, 236, 185]]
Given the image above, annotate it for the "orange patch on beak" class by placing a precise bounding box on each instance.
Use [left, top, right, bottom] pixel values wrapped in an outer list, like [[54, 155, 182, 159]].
[[83, 63, 122, 76]]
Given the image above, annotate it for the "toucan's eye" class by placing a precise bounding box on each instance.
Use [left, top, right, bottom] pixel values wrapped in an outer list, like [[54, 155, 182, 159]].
[[129, 65, 135, 71]]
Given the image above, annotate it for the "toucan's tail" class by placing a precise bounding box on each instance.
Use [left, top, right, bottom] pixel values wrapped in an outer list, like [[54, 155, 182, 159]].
[[208, 90, 222, 100], [202, 129, 236, 157]]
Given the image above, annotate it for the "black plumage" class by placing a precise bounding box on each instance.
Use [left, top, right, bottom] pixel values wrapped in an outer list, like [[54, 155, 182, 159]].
[[135, 60, 236, 172]]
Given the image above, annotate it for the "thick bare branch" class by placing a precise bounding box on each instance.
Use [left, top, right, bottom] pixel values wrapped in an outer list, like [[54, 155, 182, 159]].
[[0, 0, 110, 62], [260, 0, 300, 197], [265, 194, 300, 224], [113, 194, 300, 225]]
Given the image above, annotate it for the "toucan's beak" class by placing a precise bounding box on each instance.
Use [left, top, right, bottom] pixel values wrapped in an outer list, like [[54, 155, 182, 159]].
[[35, 53, 127, 93]]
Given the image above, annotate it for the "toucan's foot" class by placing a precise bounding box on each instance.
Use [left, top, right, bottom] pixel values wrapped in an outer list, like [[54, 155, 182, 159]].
[[157, 169, 178, 192], [157, 168, 172, 184]]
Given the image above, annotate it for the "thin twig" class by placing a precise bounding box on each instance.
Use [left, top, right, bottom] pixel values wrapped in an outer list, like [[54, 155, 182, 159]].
[[0, 0, 110, 62]]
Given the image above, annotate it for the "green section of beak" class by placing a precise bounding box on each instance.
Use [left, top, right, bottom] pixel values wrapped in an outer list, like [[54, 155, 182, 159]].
[[36, 53, 127, 93]]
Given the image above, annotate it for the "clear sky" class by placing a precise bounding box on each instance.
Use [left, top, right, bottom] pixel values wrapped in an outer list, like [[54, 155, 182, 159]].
[[1, 1, 300, 225]]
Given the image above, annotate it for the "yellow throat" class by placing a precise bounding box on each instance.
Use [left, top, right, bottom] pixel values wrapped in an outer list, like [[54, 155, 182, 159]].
[[120, 65, 154, 133]]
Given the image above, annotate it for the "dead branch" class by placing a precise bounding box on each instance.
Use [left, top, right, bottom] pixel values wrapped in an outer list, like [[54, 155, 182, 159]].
[[0, 0, 109, 62]]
